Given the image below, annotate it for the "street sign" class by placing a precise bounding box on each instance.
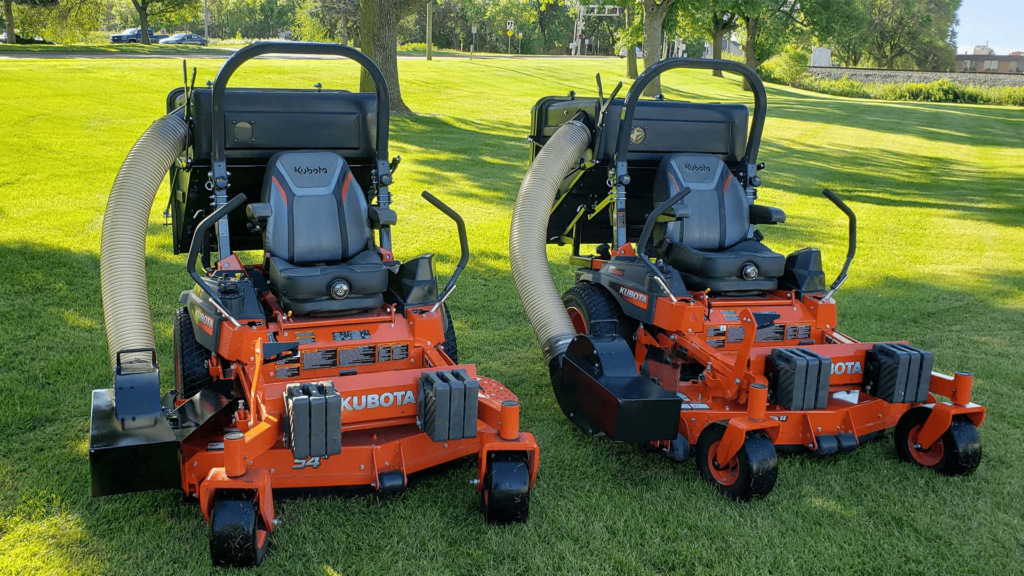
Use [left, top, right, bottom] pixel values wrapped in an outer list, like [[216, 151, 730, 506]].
[[506, 29, 514, 37], [471, 25, 477, 34], [506, 20, 514, 30], [518, 32, 523, 39]]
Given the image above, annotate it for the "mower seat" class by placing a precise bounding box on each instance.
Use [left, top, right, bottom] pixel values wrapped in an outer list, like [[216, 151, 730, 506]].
[[256, 151, 387, 315], [654, 154, 785, 292]]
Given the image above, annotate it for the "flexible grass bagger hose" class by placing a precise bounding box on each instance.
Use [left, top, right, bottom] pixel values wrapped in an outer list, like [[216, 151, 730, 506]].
[[509, 119, 591, 368], [100, 112, 187, 370]]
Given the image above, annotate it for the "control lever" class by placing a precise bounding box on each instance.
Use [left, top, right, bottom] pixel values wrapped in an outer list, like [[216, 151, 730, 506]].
[[821, 188, 857, 301]]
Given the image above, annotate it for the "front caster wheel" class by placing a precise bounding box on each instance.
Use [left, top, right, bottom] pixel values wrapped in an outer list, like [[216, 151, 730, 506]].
[[210, 492, 269, 568], [696, 423, 778, 501], [894, 406, 982, 476], [665, 434, 690, 463], [480, 452, 530, 524]]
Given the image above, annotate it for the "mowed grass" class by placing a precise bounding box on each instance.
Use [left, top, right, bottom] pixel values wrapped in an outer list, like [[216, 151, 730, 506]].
[[1, 55, 1023, 575]]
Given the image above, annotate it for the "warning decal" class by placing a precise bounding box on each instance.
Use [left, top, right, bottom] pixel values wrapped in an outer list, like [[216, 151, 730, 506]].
[[333, 329, 371, 342], [295, 331, 316, 344], [338, 345, 376, 366], [302, 348, 338, 371], [377, 343, 410, 363], [786, 324, 812, 340]]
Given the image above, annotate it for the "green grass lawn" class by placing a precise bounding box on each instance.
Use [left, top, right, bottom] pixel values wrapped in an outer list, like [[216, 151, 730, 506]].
[[1, 56, 1023, 575], [0, 43, 235, 54]]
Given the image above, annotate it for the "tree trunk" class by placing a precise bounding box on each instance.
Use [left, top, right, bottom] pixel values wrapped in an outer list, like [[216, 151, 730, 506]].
[[625, 8, 637, 79], [741, 16, 759, 91], [3, 0, 15, 45], [359, 0, 410, 115], [340, 15, 348, 45], [712, 26, 724, 77], [139, 9, 151, 44], [642, 1, 675, 97]]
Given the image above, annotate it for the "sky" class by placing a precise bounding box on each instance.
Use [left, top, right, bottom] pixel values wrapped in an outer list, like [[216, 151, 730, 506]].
[[955, 0, 1022, 55]]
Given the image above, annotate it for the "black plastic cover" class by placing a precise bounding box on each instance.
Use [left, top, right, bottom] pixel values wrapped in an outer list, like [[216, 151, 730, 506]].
[[866, 343, 933, 404], [767, 347, 832, 411]]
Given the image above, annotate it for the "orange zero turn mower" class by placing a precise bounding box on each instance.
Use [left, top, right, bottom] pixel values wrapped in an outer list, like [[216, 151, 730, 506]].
[[89, 42, 538, 568], [509, 58, 980, 501]]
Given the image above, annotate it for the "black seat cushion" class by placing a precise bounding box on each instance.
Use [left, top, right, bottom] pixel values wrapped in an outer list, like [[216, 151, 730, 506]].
[[660, 239, 785, 291], [268, 251, 387, 315], [260, 151, 386, 315], [652, 153, 786, 292]]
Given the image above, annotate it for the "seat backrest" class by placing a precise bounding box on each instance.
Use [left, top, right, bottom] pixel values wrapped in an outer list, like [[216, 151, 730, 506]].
[[261, 151, 372, 264], [653, 153, 749, 251]]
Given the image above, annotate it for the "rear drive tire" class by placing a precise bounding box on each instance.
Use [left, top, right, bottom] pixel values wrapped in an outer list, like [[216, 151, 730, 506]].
[[894, 406, 982, 476], [480, 452, 530, 524], [696, 423, 778, 501], [209, 492, 269, 568], [174, 307, 213, 400], [440, 303, 458, 364], [562, 283, 637, 342]]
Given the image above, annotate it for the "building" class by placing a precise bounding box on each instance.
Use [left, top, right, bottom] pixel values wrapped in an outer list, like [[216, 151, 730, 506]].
[[956, 52, 1024, 73], [973, 44, 995, 55], [811, 47, 832, 67]]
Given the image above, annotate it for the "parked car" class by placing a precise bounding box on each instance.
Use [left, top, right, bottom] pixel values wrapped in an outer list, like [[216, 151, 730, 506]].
[[109, 28, 168, 44], [0, 32, 55, 45], [618, 47, 643, 59], [159, 33, 207, 46]]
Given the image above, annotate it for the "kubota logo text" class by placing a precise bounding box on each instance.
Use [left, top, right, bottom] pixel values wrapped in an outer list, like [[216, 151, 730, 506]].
[[294, 166, 328, 175], [684, 163, 711, 173], [192, 308, 214, 335], [342, 391, 415, 411], [617, 286, 649, 309], [831, 361, 862, 375]]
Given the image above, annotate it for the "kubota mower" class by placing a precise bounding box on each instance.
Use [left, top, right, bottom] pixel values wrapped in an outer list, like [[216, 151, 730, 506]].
[[509, 58, 982, 501], [90, 42, 538, 567]]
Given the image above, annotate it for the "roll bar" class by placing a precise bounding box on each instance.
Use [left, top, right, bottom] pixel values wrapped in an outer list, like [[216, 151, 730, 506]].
[[613, 58, 767, 184], [421, 191, 470, 313], [209, 41, 390, 177]]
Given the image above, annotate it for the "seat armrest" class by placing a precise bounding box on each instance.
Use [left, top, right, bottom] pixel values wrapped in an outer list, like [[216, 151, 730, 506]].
[[750, 204, 786, 225], [246, 202, 272, 223], [368, 206, 398, 228], [656, 204, 690, 222]]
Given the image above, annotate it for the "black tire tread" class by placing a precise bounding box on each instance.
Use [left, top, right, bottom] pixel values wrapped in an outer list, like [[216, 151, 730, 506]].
[[696, 423, 778, 501], [562, 283, 637, 342], [440, 303, 458, 364], [174, 307, 213, 399], [209, 492, 268, 568], [894, 407, 982, 476]]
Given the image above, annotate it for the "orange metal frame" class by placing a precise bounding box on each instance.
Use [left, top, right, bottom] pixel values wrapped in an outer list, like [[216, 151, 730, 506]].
[[591, 253, 985, 467], [182, 262, 539, 532]]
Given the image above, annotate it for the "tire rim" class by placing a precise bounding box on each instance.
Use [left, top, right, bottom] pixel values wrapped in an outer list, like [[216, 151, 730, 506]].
[[908, 424, 944, 467], [707, 440, 740, 486], [566, 307, 588, 334]]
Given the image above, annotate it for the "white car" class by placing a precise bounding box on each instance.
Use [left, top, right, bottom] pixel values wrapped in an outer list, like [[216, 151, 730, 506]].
[[618, 47, 643, 58], [159, 33, 208, 46]]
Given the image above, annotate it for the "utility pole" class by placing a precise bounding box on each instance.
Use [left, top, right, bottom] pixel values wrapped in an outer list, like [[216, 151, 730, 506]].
[[426, 1, 433, 61], [471, 25, 476, 60], [203, 0, 210, 39]]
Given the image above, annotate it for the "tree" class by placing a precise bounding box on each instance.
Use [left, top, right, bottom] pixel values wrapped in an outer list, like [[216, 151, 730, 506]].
[[359, 0, 428, 116], [862, 0, 959, 70], [730, 0, 800, 88], [3, 0, 57, 44], [802, 0, 871, 67], [10, 0, 103, 43], [676, 0, 739, 77], [128, 0, 199, 44], [638, 0, 677, 96]]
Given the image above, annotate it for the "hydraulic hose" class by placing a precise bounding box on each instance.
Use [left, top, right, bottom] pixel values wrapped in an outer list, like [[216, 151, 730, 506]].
[[509, 120, 591, 364], [100, 112, 188, 370]]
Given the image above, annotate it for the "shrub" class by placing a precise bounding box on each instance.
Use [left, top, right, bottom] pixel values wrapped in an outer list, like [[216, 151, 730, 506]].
[[792, 74, 1023, 107], [760, 47, 810, 87]]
